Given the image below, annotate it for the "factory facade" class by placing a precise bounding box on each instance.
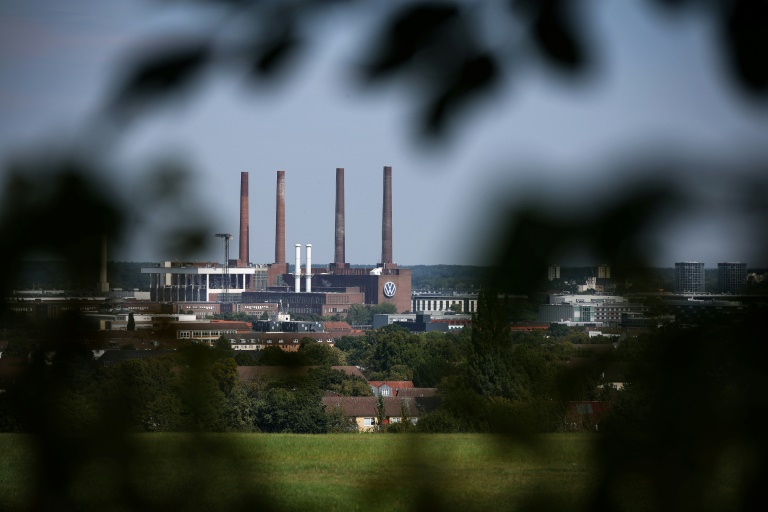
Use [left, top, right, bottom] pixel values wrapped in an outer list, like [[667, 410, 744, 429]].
[[140, 166, 412, 314]]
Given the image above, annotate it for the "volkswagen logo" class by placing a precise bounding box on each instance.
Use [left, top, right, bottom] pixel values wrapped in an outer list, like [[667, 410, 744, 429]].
[[383, 281, 397, 298]]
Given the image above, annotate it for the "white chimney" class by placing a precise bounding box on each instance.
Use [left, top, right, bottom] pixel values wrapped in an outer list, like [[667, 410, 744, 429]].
[[294, 244, 301, 293], [306, 244, 312, 293]]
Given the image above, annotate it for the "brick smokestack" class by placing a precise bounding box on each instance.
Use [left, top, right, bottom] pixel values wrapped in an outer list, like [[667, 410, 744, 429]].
[[275, 170, 286, 264], [382, 166, 393, 265], [334, 167, 345, 266], [239, 171, 249, 266]]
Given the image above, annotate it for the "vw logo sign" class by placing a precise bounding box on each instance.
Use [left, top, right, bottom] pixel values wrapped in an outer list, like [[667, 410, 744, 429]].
[[383, 281, 397, 298]]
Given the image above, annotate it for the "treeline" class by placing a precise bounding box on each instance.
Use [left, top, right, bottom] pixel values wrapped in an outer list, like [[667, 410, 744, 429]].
[[407, 264, 488, 292], [0, 339, 370, 434]]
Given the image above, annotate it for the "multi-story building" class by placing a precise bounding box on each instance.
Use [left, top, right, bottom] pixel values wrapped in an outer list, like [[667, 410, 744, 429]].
[[411, 293, 478, 314], [538, 294, 645, 327], [547, 265, 560, 281], [718, 262, 747, 294], [675, 261, 705, 294], [141, 262, 269, 302]]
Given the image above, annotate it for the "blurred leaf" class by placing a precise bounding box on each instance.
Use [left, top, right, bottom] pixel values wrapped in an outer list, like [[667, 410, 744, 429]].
[[111, 40, 211, 110], [423, 52, 499, 136], [162, 227, 211, 257], [361, 2, 459, 80], [513, 0, 588, 72], [249, 33, 301, 77], [720, 0, 768, 95], [532, 0, 587, 71], [650, 0, 697, 8]]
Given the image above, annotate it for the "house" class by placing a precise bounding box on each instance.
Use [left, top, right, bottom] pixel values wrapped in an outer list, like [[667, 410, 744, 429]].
[[369, 380, 414, 397], [321, 396, 421, 431], [565, 401, 611, 431]]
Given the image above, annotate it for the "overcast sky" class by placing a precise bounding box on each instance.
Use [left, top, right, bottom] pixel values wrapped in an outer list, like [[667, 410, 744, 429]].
[[2, 0, 767, 267]]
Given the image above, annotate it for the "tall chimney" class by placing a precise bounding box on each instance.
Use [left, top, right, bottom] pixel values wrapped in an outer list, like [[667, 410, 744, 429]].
[[276, 171, 286, 264], [382, 166, 393, 265], [306, 244, 312, 293], [98, 233, 109, 293], [239, 171, 249, 266], [334, 168, 345, 266], [294, 244, 301, 293]]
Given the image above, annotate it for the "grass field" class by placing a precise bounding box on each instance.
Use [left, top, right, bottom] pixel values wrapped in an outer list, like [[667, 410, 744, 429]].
[[0, 431, 751, 512], [0, 432, 638, 511]]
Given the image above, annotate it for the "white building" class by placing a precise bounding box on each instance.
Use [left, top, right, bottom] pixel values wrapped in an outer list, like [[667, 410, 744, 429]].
[[141, 262, 268, 302]]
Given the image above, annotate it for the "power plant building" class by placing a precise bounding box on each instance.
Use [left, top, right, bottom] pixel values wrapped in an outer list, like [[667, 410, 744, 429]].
[[142, 166, 412, 314]]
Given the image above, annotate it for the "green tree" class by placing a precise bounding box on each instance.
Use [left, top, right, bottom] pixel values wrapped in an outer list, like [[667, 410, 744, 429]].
[[214, 335, 233, 354], [234, 351, 258, 366], [368, 325, 423, 379], [307, 367, 372, 397], [297, 339, 346, 366], [375, 394, 386, 432], [346, 304, 372, 326], [370, 303, 398, 316], [255, 387, 327, 434], [333, 335, 375, 368], [326, 405, 358, 433]]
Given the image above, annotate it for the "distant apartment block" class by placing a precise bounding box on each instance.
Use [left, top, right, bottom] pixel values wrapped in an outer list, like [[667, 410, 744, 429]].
[[718, 262, 747, 294], [547, 265, 560, 281], [675, 261, 705, 294]]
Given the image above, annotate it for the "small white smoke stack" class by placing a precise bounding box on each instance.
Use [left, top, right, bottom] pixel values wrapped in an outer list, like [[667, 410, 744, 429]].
[[306, 244, 312, 293], [294, 244, 301, 293]]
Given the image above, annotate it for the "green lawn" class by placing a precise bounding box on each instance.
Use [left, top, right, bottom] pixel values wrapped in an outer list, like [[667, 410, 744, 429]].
[[0, 433, 599, 511], [0, 434, 593, 511]]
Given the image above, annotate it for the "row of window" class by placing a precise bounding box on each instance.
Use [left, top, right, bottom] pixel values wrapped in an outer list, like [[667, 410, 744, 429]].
[[177, 329, 238, 339], [229, 338, 335, 344]]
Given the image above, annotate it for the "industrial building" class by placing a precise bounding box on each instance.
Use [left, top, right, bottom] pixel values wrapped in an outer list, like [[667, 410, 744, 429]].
[[140, 166, 412, 314]]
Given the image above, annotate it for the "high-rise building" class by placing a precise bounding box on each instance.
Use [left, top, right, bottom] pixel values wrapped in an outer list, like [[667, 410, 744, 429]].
[[547, 265, 560, 281], [718, 262, 747, 294], [675, 261, 705, 294], [597, 264, 611, 279]]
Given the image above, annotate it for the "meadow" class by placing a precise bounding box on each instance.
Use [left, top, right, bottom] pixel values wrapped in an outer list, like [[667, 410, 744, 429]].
[[0, 433, 600, 511]]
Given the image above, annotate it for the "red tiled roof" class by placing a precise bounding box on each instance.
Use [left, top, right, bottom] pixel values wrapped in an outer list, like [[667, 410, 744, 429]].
[[368, 380, 414, 390], [323, 321, 353, 332], [321, 396, 420, 418]]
